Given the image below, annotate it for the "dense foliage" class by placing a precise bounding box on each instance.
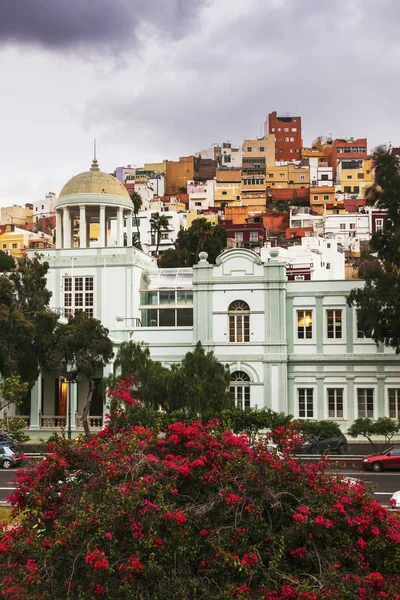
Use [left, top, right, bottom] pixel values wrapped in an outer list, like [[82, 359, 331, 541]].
[[348, 147, 400, 351], [108, 341, 232, 417], [0, 254, 58, 388], [1, 383, 400, 598], [158, 218, 227, 266], [348, 417, 400, 453]]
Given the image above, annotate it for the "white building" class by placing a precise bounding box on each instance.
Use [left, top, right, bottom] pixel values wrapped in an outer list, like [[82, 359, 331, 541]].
[[33, 193, 56, 222], [187, 180, 215, 211], [196, 142, 242, 168], [309, 157, 333, 187], [260, 236, 345, 281], [13, 159, 400, 440], [289, 207, 324, 235], [324, 213, 370, 255]]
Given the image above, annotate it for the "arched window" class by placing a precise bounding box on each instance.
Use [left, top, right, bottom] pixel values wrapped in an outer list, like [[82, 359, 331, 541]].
[[228, 300, 250, 343], [230, 371, 251, 409]]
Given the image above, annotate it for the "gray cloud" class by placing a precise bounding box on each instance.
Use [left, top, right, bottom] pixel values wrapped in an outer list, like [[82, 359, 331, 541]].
[[83, 0, 400, 161], [0, 0, 206, 51]]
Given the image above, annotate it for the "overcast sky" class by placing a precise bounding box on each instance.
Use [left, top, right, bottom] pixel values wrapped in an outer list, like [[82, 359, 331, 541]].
[[0, 0, 399, 206]]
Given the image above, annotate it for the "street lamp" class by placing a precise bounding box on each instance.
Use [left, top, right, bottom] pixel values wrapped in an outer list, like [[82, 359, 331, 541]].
[[65, 355, 79, 440]]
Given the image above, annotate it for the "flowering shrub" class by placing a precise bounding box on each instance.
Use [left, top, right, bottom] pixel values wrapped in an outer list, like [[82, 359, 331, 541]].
[[1, 389, 400, 598]]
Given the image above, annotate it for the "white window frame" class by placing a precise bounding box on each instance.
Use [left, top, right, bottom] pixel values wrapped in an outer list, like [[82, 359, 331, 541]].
[[389, 389, 400, 419], [357, 388, 374, 419], [326, 309, 343, 340], [228, 300, 250, 344], [327, 388, 344, 419], [375, 218, 384, 231], [63, 275, 95, 318], [297, 388, 314, 419], [230, 371, 251, 409], [296, 310, 313, 341]]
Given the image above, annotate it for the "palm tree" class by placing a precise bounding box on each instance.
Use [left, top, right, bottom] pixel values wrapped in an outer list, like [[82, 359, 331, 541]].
[[149, 212, 170, 256], [129, 190, 143, 244]]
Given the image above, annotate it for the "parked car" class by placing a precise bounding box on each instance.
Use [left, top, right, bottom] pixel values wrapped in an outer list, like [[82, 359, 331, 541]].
[[362, 445, 400, 472], [0, 445, 23, 469], [300, 432, 348, 455]]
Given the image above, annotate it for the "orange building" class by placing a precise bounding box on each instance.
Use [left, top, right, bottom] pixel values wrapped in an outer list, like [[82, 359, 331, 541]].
[[310, 186, 344, 215], [265, 111, 302, 161], [326, 138, 367, 178], [165, 156, 195, 195]]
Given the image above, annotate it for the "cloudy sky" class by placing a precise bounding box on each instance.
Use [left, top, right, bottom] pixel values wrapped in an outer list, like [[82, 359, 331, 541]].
[[0, 0, 399, 206]]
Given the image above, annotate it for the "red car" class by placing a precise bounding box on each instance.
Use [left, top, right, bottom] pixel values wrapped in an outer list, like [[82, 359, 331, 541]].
[[362, 445, 400, 472]]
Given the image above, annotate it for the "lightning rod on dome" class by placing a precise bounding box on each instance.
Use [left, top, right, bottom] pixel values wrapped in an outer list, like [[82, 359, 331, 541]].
[[94, 138, 97, 161]]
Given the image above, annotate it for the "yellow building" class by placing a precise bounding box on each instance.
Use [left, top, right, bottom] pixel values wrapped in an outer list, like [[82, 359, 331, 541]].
[[214, 170, 242, 208], [143, 161, 166, 174], [0, 205, 33, 226], [186, 210, 218, 228], [310, 187, 345, 215], [265, 164, 309, 189], [301, 146, 327, 164], [241, 135, 275, 206], [336, 157, 373, 198], [0, 225, 53, 258]]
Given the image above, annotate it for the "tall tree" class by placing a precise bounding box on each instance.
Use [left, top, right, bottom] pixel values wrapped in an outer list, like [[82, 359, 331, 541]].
[[149, 212, 170, 256], [0, 254, 58, 389], [348, 147, 400, 351], [159, 218, 227, 267], [53, 311, 114, 436], [168, 341, 232, 417], [129, 190, 143, 243], [0, 250, 15, 272], [108, 341, 170, 411]]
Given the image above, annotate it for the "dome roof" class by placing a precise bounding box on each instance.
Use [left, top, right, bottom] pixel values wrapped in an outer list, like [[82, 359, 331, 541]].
[[58, 159, 130, 200]]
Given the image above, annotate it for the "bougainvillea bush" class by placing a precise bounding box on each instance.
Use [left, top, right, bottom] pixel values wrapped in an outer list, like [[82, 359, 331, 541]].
[[1, 404, 400, 597]]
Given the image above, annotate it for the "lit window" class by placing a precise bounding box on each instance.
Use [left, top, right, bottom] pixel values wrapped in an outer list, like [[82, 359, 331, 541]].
[[357, 388, 374, 418], [297, 310, 312, 339], [326, 309, 342, 339], [298, 389, 313, 418], [228, 300, 250, 343], [230, 371, 250, 409], [328, 388, 343, 418], [389, 389, 400, 419]]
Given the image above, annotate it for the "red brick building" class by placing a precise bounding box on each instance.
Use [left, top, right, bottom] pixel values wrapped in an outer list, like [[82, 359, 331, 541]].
[[327, 138, 367, 178], [265, 111, 302, 161]]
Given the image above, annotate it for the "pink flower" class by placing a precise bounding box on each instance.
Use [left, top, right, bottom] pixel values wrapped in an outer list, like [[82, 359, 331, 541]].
[[104, 532, 113, 540]]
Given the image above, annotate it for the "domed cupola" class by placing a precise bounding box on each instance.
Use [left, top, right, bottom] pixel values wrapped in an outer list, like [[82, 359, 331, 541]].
[[55, 159, 133, 249]]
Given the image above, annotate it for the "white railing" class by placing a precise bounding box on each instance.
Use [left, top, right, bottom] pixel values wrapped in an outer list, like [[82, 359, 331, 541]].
[[40, 414, 66, 428], [2, 413, 30, 428], [75, 415, 103, 429]]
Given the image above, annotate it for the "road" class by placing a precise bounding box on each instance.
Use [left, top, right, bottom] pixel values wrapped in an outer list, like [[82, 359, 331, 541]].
[[1, 467, 400, 506]]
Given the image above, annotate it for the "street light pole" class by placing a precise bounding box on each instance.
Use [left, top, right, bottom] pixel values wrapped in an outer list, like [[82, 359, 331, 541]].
[[65, 354, 78, 441]]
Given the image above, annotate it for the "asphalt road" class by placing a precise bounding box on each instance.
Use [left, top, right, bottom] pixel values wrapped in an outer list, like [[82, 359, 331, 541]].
[[1, 466, 400, 507]]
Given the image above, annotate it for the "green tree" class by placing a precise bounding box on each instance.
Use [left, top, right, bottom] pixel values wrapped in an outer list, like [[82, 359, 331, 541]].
[[158, 247, 191, 268], [0, 416, 30, 444], [53, 311, 114, 436], [129, 190, 143, 243], [149, 212, 170, 256], [168, 341, 232, 417], [0, 375, 29, 412], [0, 254, 58, 388], [0, 250, 15, 272], [174, 217, 227, 266], [108, 341, 170, 411], [348, 147, 400, 351], [348, 417, 400, 453], [220, 406, 293, 443]]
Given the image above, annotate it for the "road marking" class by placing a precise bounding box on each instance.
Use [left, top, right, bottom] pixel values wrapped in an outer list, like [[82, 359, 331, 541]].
[[374, 492, 393, 496], [0, 487, 16, 490]]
